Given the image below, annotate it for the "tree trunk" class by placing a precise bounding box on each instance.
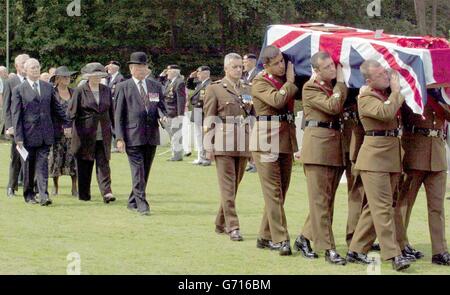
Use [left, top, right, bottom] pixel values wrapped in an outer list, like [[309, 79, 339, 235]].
[[431, 0, 437, 36], [414, 0, 427, 35]]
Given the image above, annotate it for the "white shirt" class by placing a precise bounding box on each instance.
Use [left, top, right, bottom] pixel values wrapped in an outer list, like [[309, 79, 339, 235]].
[[246, 68, 255, 80], [17, 74, 26, 84], [27, 79, 41, 96], [132, 77, 148, 94], [110, 72, 119, 84]]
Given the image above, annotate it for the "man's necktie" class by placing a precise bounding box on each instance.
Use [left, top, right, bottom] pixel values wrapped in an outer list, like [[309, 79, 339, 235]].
[[138, 80, 149, 110], [33, 82, 40, 96]]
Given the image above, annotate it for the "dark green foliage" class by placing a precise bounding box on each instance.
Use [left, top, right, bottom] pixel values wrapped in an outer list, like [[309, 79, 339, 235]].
[[0, 0, 448, 77]]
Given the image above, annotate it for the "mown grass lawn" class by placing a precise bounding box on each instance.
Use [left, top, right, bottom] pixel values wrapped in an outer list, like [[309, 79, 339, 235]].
[[0, 140, 449, 275]]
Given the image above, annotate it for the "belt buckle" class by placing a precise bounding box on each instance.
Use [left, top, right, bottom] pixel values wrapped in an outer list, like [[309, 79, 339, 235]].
[[428, 130, 438, 137], [286, 113, 294, 123]]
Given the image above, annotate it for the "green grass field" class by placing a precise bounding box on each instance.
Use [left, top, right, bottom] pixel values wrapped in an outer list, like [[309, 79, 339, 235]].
[[0, 140, 449, 275]]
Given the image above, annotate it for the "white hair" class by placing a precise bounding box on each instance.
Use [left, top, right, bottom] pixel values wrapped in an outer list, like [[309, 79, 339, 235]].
[[224, 53, 242, 67], [23, 58, 40, 70], [0, 66, 7, 73], [14, 54, 30, 66]]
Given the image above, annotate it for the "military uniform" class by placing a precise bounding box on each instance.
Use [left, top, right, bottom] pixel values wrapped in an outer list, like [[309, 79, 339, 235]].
[[395, 100, 450, 255], [349, 87, 405, 261], [163, 75, 186, 160], [298, 79, 347, 252], [250, 71, 298, 244], [203, 77, 253, 236], [187, 77, 211, 164]]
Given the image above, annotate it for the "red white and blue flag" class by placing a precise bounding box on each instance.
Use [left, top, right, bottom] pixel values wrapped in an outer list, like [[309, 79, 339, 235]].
[[260, 23, 450, 114]]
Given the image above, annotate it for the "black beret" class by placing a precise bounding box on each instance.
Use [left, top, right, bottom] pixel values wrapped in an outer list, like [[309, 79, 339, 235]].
[[197, 66, 211, 72], [244, 54, 257, 59]]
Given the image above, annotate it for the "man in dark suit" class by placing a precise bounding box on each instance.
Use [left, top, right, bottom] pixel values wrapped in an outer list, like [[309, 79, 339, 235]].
[[242, 53, 258, 85], [187, 65, 211, 166], [3, 54, 30, 197], [105, 61, 126, 98], [162, 65, 186, 161], [115, 52, 167, 215], [12, 58, 69, 205]]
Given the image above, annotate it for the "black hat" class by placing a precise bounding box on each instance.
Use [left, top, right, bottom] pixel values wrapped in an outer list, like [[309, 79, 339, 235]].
[[108, 60, 121, 67], [127, 52, 148, 65], [244, 53, 257, 59], [49, 66, 78, 83], [167, 64, 180, 70], [197, 66, 211, 72]]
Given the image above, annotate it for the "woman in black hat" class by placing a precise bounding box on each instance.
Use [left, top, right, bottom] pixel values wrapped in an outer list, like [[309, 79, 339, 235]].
[[48, 66, 78, 196], [68, 63, 115, 203]]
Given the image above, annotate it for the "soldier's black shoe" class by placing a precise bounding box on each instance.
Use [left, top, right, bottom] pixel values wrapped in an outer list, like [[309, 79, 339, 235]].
[[103, 193, 116, 204], [229, 230, 243, 241], [431, 252, 450, 266], [404, 244, 424, 259], [293, 235, 318, 259], [401, 249, 417, 262], [277, 240, 292, 256], [184, 152, 192, 157], [391, 255, 411, 271], [256, 238, 272, 249], [325, 249, 347, 265], [370, 243, 381, 251], [346, 251, 374, 264]]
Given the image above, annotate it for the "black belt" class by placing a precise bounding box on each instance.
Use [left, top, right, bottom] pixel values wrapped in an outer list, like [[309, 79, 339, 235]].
[[256, 113, 295, 123], [406, 126, 443, 138], [365, 129, 401, 137], [305, 120, 341, 130]]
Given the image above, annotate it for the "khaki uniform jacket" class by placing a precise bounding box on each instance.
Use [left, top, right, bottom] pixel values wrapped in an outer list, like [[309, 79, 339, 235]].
[[203, 78, 252, 157], [401, 102, 450, 171], [300, 80, 347, 166], [355, 88, 405, 173], [250, 72, 298, 154]]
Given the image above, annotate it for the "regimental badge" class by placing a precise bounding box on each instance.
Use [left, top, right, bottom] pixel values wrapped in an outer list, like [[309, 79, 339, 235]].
[[332, 93, 341, 99], [148, 92, 160, 102], [319, 81, 325, 86], [384, 100, 391, 105], [279, 89, 286, 96], [223, 83, 228, 88]]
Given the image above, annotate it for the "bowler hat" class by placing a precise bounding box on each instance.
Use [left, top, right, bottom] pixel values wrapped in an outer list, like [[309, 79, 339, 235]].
[[127, 52, 148, 65], [81, 62, 108, 79], [49, 66, 77, 83]]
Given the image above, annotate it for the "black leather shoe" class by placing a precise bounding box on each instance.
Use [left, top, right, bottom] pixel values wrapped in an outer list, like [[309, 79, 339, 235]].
[[167, 157, 182, 162], [325, 249, 347, 265], [404, 244, 424, 259], [229, 229, 243, 241], [40, 197, 52, 206], [346, 251, 374, 264], [293, 235, 318, 259], [6, 188, 15, 198], [26, 197, 38, 204], [184, 152, 192, 157], [103, 193, 116, 204], [391, 255, 411, 271], [256, 238, 272, 249], [432, 252, 450, 266], [370, 243, 380, 251], [401, 249, 417, 262], [278, 240, 292, 256]]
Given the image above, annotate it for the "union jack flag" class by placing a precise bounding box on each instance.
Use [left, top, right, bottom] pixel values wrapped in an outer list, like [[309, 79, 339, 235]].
[[259, 23, 450, 114]]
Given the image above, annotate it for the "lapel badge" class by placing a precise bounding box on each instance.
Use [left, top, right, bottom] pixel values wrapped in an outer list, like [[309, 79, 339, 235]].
[[319, 81, 325, 86], [384, 100, 391, 105]]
